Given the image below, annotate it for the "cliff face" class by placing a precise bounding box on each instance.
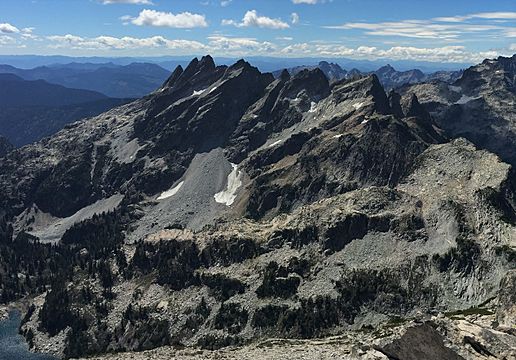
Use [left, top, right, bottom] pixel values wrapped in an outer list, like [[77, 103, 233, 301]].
[[0, 55, 514, 359]]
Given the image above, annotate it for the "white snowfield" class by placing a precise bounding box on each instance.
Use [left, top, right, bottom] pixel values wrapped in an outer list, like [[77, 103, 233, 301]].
[[158, 181, 184, 200], [214, 163, 243, 206], [209, 86, 218, 93], [308, 101, 318, 113]]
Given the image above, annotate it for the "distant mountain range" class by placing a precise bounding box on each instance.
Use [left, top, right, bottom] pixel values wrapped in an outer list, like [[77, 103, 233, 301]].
[[0, 54, 470, 73], [0, 62, 170, 98], [274, 61, 464, 89], [0, 74, 130, 146]]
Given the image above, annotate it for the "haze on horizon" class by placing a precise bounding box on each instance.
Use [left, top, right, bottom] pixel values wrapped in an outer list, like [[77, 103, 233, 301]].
[[0, 0, 515, 65]]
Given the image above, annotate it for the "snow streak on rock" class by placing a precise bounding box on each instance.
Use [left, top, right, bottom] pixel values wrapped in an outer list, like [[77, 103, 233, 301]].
[[214, 163, 242, 206], [158, 181, 184, 200]]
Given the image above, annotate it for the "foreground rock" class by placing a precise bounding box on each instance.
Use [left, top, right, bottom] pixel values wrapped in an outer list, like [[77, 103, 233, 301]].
[[75, 313, 516, 360]]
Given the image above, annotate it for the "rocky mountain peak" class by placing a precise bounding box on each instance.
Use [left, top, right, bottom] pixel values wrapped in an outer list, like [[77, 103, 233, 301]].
[[199, 54, 216, 70], [377, 64, 396, 75], [282, 68, 330, 100], [402, 93, 428, 118], [388, 90, 404, 118], [279, 69, 291, 82], [161, 64, 184, 89]]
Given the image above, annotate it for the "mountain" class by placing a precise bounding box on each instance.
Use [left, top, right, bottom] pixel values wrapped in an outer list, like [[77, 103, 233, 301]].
[[0, 74, 131, 146], [399, 54, 516, 166], [0, 98, 132, 147], [0, 73, 108, 107], [0, 55, 514, 359], [0, 55, 470, 73], [0, 62, 171, 98], [275, 63, 463, 90], [273, 61, 349, 82]]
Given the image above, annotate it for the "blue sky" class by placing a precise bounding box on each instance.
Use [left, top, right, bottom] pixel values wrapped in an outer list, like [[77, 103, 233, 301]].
[[0, 0, 515, 63]]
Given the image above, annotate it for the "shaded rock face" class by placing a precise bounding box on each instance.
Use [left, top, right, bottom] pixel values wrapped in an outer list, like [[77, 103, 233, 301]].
[[379, 323, 465, 360], [0, 56, 514, 360], [400, 54, 516, 166]]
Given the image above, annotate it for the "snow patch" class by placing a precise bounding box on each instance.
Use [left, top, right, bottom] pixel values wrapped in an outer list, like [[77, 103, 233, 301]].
[[192, 89, 206, 96], [268, 139, 283, 148], [456, 94, 478, 104], [361, 119, 369, 125], [353, 102, 364, 110], [308, 101, 318, 113], [449, 85, 462, 93], [214, 163, 242, 206], [333, 134, 344, 139], [157, 181, 184, 200], [209, 86, 218, 93]]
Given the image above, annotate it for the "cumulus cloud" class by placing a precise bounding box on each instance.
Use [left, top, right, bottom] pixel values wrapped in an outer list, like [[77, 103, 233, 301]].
[[128, 9, 208, 28], [207, 35, 276, 53], [291, 13, 300, 25], [222, 10, 290, 29], [102, 0, 154, 4], [281, 42, 504, 63], [0, 23, 19, 34], [47, 34, 205, 51]]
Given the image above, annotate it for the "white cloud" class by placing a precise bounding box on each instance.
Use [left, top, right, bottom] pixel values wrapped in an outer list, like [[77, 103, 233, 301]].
[[0, 35, 16, 45], [47, 34, 205, 51], [434, 12, 516, 22], [220, 0, 232, 7], [280, 42, 505, 63], [222, 10, 290, 29], [327, 19, 504, 40], [291, 12, 300, 25], [102, 0, 153, 4], [292, 0, 319, 4], [510, 44, 516, 51], [207, 35, 277, 54], [129, 9, 208, 28], [0, 23, 19, 34]]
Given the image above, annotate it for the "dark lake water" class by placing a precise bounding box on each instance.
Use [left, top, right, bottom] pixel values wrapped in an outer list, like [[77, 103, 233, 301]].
[[0, 310, 57, 360]]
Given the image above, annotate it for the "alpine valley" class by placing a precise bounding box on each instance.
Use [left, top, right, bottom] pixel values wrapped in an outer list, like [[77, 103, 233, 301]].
[[0, 54, 515, 360]]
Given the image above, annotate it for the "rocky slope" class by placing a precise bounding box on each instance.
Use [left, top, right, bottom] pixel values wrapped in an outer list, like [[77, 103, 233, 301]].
[[399, 54, 516, 166], [0, 55, 514, 359]]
